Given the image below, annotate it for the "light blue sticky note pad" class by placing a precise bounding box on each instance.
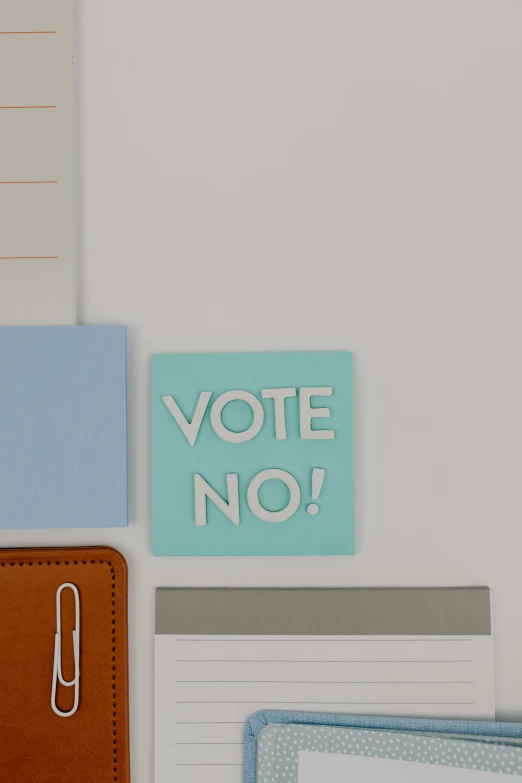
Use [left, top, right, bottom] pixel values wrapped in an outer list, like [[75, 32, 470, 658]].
[[0, 326, 128, 529], [152, 351, 354, 556]]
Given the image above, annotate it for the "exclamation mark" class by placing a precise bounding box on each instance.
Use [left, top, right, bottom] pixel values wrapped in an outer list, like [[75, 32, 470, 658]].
[[307, 468, 325, 515]]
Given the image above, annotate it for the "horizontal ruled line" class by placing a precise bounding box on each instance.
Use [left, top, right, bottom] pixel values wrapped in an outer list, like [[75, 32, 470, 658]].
[[176, 699, 475, 707], [176, 638, 473, 642], [0, 181, 57, 184], [176, 720, 245, 726], [177, 742, 242, 745], [0, 105, 56, 109], [178, 680, 474, 684], [0, 31, 56, 35], [176, 660, 473, 664], [0, 255, 58, 260], [178, 764, 242, 766]]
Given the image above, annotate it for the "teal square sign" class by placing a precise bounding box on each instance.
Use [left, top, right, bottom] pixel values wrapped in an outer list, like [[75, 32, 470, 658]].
[[151, 351, 354, 556]]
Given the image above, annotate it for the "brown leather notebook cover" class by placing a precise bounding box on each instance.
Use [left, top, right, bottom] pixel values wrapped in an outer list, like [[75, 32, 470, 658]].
[[0, 546, 130, 783]]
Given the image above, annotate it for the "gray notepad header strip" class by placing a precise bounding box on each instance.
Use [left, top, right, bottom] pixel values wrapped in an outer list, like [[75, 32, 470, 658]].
[[155, 587, 491, 636]]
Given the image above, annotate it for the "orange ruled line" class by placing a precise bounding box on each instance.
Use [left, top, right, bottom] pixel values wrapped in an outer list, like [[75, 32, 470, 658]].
[[0, 180, 57, 184], [0, 105, 57, 109], [0, 31, 56, 35], [0, 255, 58, 259]]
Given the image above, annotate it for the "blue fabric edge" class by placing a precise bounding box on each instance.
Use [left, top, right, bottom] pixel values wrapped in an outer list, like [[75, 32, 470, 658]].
[[243, 711, 522, 783]]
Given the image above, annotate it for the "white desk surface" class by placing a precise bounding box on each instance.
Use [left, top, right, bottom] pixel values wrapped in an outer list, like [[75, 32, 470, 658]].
[[1, 1, 521, 780]]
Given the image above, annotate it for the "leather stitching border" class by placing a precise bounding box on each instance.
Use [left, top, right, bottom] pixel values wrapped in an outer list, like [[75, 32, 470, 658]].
[[0, 558, 118, 781]]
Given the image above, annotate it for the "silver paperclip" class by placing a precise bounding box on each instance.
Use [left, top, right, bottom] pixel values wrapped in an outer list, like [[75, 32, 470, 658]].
[[51, 582, 80, 718]]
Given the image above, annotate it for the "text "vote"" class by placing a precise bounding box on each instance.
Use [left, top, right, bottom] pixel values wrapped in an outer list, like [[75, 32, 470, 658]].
[[161, 387, 335, 445]]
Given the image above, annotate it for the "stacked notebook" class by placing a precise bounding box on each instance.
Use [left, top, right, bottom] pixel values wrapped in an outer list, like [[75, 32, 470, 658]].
[[0, 0, 128, 532], [245, 712, 522, 782]]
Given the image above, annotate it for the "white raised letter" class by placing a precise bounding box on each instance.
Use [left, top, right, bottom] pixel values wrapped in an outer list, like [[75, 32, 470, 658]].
[[162, 392, 212, 445], [247, 469, 300, 523], [194, 473, 240, 526], [261, 388, 296, 440], [210, 390, 264, 443], [299, 387, 335, 439]]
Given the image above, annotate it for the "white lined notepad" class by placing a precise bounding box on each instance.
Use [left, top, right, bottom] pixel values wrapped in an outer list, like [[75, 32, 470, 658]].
[[0, 0, 76, 324], [155, 589, 495, 783]]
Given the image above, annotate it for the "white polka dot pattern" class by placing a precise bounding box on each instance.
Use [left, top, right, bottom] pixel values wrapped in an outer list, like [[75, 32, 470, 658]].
[[256, 725, 522, 783]]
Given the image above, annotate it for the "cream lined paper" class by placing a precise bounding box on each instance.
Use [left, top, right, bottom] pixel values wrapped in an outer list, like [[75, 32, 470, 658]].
[[0, 0, 76, 324]]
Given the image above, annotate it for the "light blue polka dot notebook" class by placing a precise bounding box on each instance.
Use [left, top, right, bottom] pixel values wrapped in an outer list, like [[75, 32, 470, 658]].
[[244, 712, 522, 783]]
